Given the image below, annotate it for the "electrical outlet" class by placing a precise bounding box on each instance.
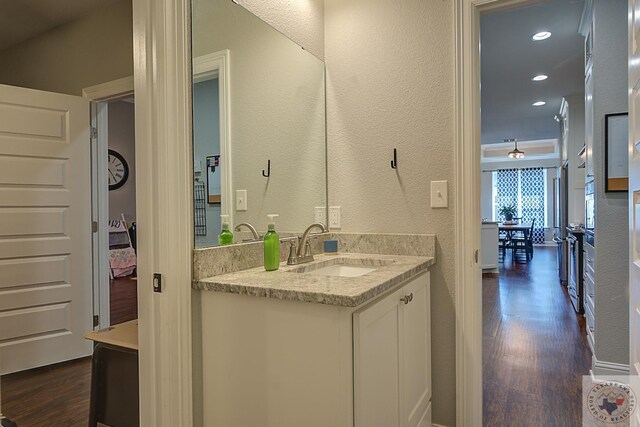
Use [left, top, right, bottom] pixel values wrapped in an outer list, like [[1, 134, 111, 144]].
[[315, 206, 326, 224], [329, 206, 341, 229], [236, 189, 247, 211]]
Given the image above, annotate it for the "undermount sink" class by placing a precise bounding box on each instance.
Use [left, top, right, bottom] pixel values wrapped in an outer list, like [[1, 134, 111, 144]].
[[288, 257, 394, 278]]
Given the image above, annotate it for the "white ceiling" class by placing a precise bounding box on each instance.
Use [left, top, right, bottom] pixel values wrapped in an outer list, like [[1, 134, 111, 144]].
[[0, 0, 121, 52], [480, 0, 585, 145]]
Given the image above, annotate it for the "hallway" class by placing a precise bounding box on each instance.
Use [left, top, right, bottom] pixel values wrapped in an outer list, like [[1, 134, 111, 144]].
[[483, 246, 592, 426]]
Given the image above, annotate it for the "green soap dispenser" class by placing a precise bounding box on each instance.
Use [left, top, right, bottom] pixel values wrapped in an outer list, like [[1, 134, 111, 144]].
[[263, 214, 280, 271], [218, 214, 234, 246]]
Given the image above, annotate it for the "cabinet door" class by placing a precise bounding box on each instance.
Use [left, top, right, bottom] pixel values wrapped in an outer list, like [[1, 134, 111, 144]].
[[585, 68, 594, 180], [401, 273, 431, 427], [354, 288, 402, 427]]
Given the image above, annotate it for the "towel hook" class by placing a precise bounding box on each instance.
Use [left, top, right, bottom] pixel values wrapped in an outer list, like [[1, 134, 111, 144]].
[[391, 148, 397, 169], [262, 159, 271, 177]]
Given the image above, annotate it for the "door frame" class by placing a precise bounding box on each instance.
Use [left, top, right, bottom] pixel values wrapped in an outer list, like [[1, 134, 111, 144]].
[[133, 0, 194, 424], [83, 76, 135, 330], [454, 0, 543, 424], [193, 51, 233, 227]]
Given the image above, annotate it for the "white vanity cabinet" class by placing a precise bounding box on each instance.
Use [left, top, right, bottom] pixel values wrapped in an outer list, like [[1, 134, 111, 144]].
[[354, 273, 431, 427], [198, 269, 432, 427]]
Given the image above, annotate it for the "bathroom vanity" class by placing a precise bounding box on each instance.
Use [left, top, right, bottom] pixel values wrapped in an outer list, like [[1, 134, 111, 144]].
[[193, 250, 435, 427]]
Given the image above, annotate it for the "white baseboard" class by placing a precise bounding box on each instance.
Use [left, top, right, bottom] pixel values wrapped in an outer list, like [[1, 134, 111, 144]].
[[591, 356, 630, 377]]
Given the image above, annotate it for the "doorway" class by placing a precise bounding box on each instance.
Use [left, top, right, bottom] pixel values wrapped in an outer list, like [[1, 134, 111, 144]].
[[478, 0, 596, 424], [85, 77, 137, 330], [103, 97, 138, 326]]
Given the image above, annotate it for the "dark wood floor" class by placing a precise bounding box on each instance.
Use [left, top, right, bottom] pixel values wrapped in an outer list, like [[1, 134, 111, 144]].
[[483, 246, 592, 426], [0, 277, 136, 426], [1, 358, 91, 426], [110, 275, 138, 325]]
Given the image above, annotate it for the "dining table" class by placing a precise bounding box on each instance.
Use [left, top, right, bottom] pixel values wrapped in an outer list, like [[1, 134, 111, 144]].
[[498, 222, 533, 239]]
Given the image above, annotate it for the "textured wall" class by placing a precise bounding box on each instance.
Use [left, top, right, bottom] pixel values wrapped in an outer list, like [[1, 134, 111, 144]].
[[592, 0, 629, 366], [108, 100, 137, 225], [192, 0, 326, 236], [237, 0, 324, 60], [324, 0, 456, 424], [0, 0, 132, 96]]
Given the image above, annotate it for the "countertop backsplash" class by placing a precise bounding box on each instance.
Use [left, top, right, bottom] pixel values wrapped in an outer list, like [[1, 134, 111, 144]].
[[192, 232, 436, 280]]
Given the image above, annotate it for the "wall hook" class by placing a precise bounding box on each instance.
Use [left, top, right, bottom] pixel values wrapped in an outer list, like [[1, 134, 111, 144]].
[[391, 148, 397, 169], [262, 159, 271, 177]]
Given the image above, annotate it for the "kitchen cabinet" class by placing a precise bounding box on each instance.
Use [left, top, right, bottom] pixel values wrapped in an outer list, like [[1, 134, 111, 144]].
[[585, 67, 594, 181], [354, 273, 431, 427], [481, 222, 499, 271]]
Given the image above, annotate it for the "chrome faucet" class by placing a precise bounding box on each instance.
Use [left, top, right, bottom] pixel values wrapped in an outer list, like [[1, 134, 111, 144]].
[[287, 222, 328, 265], [234, 222, 261, 241]]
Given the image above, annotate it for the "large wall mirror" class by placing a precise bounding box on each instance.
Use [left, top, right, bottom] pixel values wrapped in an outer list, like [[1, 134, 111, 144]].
[[192, 0, 327, 248]]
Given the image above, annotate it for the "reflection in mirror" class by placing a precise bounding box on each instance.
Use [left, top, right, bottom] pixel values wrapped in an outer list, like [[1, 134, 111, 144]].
[[192, 0, 327, 248]]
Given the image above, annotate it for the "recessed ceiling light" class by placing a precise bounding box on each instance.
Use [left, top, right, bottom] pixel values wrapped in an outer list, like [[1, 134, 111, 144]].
[[532, 74, 548, 81], [532, 31, 551, 41], [532, 101, 546, 106]]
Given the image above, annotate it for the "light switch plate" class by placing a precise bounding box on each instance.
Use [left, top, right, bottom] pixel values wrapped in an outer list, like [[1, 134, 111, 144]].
[[236, 189, 247, 211], [431, 181, 448, 208], [329, 206, 341, 228], [315, 206, 326, 224]]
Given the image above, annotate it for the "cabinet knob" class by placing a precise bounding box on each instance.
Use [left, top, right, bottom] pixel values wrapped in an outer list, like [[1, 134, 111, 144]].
[[401, 293, 414, 304]]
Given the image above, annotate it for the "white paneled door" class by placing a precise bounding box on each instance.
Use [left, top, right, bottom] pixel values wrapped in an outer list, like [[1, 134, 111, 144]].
[[0, 84, 92, 374]]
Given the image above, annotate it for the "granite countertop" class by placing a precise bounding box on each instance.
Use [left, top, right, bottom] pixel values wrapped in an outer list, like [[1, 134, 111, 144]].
[[192, 252, 435, 307]]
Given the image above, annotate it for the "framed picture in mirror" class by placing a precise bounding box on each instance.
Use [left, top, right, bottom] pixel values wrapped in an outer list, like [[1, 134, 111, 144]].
[[206, 155, 222, 204], [605, 112, 628, 192]]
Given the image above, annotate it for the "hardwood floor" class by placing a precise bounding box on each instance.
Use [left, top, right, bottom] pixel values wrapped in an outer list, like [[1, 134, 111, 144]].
[[483, 246, 592, 426], [110, 275, 138, 325], [0, 278, 137, 426], [1, 358, 91, 426]]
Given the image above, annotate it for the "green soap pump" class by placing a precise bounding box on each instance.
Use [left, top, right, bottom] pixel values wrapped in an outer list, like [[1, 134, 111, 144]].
[[263, 214, 280, 271], [218, 214, 234, 246]]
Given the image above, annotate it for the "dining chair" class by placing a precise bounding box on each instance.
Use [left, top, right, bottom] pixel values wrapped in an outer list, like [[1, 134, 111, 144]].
[[511, 218, 535, 262]]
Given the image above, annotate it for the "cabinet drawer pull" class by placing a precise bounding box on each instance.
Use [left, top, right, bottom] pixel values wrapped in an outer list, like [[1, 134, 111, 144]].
[[401, 293, 414, 304]]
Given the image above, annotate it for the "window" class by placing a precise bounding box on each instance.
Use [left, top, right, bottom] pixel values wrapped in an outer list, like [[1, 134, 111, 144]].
[[493, 167, 547, 244]]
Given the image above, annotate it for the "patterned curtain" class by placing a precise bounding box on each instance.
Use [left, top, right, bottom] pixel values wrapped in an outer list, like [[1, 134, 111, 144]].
[[495, 169, 518, 222], [495, 167, 546, 244], [520, 168, 545, 244]]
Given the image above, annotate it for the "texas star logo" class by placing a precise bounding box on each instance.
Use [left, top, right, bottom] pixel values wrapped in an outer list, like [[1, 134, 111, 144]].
[[587, 381, 636, 423]]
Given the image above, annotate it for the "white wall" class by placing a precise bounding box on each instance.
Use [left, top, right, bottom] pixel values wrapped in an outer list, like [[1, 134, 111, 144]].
[[192, 0, 326, 235], [324, 0, 455, 424], [237, 0, 324, 60], [0, 0, 133, 96], [591, 0, 628, 366], [108, 100, 136, 225]]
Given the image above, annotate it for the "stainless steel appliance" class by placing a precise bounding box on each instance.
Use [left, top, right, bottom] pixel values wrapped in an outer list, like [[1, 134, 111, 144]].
[[555, 164, 569, 284], [566, 227, 585, 314]]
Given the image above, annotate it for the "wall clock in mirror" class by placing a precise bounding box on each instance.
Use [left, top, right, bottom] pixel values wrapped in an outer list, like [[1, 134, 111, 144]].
[[108, 149, 129, 190]]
